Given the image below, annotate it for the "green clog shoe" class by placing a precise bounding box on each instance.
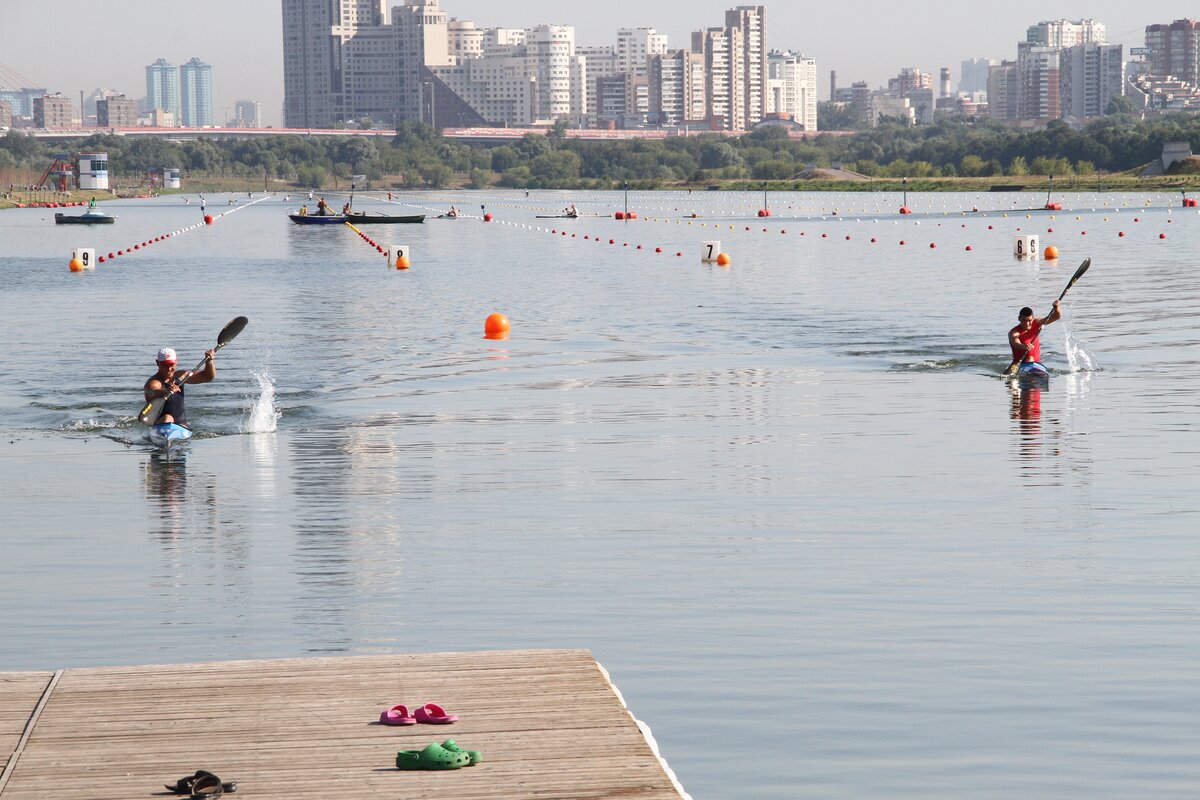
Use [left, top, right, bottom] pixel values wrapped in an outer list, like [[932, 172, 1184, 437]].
[[441, 738, 483, 765], [396, 742, 472, 770]]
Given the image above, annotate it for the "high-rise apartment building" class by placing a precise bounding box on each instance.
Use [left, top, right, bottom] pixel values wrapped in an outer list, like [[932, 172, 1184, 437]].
[[1145, 19, 1200, 84], [180, 57, 214, 126], [648, 49, 706, 126], [987, 60, 1018, 120], [616, 28, 668, 79], [97, 95, 137, 127], [692, 5, 767, 130], [33, 93, 72, 129], [766, 50, 817, 130], [282, 0, 395, 128], [960, 58, 996, 94], [234, 100, 262, 127], [1026, 19, 1105, 48], [430, 24, 584, 127], [1017, 44, 1061, 120], [578, 45, 617, 127], [888, 67, 931, 94], [1060, 43, 1123, 118], [145, 58, 179, 119]]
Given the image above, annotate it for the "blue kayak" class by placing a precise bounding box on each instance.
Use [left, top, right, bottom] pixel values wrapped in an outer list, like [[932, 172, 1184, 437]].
[[148, 422, 193, 450]]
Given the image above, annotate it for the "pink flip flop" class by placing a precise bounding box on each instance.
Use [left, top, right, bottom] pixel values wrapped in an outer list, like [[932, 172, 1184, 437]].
[[414, 703, 458, 724], [379, 704, 417, 726]]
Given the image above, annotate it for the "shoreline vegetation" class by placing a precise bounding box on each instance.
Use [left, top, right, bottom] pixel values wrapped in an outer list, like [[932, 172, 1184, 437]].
[[2, 116, 1198, 208]]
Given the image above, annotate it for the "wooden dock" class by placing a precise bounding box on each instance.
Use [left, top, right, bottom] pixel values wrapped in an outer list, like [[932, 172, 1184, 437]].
[[0, 649, 686, 799]]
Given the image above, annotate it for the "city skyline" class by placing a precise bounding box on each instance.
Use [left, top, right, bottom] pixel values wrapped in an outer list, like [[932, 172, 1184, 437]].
[[1, 0, 1197, 128]]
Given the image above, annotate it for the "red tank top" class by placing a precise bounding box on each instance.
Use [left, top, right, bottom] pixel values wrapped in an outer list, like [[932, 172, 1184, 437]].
[[1011, 319, 1043, 362]]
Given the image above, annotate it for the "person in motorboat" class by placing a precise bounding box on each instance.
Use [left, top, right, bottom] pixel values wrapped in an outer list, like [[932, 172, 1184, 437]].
[[298, 205, 308, 216], [316, 197, 330, 216], [1008, 300, 1061, 374], [343, 201, 353, 215], [143, 347, 216, 427], [88, 197, 96, 209]]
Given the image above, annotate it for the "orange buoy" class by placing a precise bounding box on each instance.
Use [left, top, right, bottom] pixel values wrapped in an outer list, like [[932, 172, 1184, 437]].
[[396, 255, 411, 269], [716, 252, 731, 266], [68, 258, 84, 272], [204, 214, 214, 224], [483, 213, 493, 222], [614, 211, 625, 220], [484, 313, 510, 338], [1044, 245, 1059, 259]]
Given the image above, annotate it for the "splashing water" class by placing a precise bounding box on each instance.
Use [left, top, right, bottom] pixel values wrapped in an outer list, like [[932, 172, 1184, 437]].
[[1062, 320, 1097, 373], [243, 369, 280, 433]]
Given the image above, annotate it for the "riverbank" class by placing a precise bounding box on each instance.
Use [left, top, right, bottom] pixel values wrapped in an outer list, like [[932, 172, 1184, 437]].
[[3, 172, 1196, 209]]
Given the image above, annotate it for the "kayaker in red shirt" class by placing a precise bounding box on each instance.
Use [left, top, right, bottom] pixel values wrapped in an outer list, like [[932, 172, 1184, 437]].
[[1008, 300, 1061, 370]]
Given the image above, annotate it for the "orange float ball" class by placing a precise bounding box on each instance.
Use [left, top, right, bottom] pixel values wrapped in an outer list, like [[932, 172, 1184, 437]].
[[68, 259, 84, 272], [204, 214, 214, 224], [484, 313, 510, 336], [1044, 245, 1059, 259], [716, 252, 731, 266], [396, 255, 411, 269]]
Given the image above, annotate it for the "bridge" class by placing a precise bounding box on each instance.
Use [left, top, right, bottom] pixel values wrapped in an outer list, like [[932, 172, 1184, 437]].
[[14, 125, 835, 144]]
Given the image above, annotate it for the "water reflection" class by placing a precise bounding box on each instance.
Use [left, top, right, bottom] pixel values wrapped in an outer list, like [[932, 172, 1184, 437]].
[[1008, 371, 1096, 488], [1009, 380, 1056, 480]]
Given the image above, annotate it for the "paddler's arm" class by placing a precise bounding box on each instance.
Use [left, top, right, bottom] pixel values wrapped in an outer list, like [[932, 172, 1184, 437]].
[[1041, 299, 1062, 326], [144, 378, 179, 402], [185, 349, 217, 385], [1008, 328, 1032, 364]]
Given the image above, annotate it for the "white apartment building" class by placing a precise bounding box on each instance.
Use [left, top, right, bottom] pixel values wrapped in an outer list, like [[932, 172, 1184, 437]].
[[766, 49, 817, 130], [578, 45, 617, 126], [431, 24, 586, 126], [430, 55, 537, 125], [616, 28, 669, 78], [448, 20, 484, 60], [692, 6, 767, 130], [648, 50, 706, 126], [1026, 19, 1105, 48]]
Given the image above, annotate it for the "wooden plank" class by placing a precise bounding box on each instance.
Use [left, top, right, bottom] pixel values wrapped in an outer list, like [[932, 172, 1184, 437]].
[[0, 674, 54, 772], [0, 651, 684, 800]]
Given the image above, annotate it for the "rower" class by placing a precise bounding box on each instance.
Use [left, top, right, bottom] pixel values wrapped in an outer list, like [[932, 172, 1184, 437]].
[[143, 347, 217, 427], [447, 205, 458, 218], [1008, 300, 1061, 372], [342, 202, 352, 215]]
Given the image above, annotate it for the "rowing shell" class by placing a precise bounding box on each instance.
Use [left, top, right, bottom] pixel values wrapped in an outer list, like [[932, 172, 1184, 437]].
[[148, 422, 193, 451]]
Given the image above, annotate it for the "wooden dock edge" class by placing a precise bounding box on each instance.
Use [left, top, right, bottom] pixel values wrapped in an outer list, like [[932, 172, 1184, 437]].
[[0, 671, 62, 795], [0, 650, 689, 800], [596, 660, 693, 800]]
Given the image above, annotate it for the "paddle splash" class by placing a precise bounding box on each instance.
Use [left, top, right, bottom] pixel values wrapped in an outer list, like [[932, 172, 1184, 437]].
[[243, 369, 280, 433]]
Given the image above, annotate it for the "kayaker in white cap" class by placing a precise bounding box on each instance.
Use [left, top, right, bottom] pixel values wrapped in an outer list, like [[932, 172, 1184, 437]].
[[143, 346, 216, 426]]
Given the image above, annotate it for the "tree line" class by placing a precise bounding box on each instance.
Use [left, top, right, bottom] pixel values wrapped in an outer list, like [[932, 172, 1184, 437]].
[[2, 114, 1198, 191]]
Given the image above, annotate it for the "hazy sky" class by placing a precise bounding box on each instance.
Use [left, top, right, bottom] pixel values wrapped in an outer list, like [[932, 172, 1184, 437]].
[[1, 0, 1195, 127]]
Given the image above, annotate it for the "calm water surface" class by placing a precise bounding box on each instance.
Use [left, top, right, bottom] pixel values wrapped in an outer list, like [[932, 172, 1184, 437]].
[[2, 190, 1198, 798]]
